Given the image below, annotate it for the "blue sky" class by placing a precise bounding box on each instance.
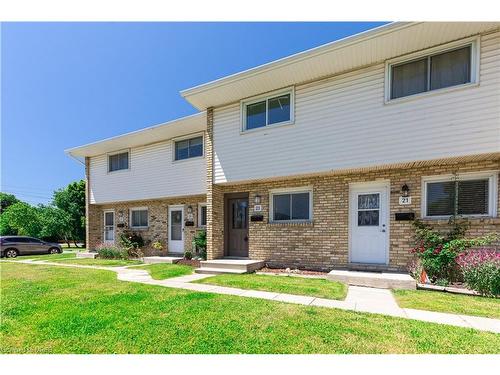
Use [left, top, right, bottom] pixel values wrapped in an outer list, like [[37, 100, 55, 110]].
[[1, 22, 387, 205]]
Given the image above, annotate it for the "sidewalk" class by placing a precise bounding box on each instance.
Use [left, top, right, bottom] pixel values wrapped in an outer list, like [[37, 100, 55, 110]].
[[5, 259, 500, 334]]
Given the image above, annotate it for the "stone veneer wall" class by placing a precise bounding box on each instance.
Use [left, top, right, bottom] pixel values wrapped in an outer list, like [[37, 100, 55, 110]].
[[208, 159, 500, 272], [88, 195, 206, 255]]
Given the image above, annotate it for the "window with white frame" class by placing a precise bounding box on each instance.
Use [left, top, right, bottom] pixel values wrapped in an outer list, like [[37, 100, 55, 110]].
[[270, 188, 312, 222], [423, 172, 497, 218], [130, 208, 148, 228], [174, 136, 203, 161], [388, 40, 477, 101], [242, 89, 294, 131], [198, 203, 207, 227], [108, 151, 129, 172]]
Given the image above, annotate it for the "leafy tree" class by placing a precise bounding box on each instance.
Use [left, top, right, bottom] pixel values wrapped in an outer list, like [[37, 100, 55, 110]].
[[53, 180, 85, 246], [0, 202, 42, 237], [39, 205, 72, 243], [0, 192, 19, 213]]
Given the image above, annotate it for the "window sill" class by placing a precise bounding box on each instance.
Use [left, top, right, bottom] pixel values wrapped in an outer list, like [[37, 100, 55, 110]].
[[107, 168, 130, 175], [172, 155, 205, 164], [129, 227, 149, 231], [268, 220, 313, 227], [240, 120, 295, 135], [421, 216, 499, 224], [384, 81, 479, 105]]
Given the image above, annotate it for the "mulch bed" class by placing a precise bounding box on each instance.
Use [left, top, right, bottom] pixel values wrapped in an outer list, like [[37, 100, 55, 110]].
[[258, 267, 328, 277], [176, 259, 201, 267]]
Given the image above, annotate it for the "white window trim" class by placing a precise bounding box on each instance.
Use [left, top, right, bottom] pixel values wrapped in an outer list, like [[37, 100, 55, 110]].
[[103, 209, 115, 244], [269, 186, 313, 223], [384, 36, 480, 104], [198, 203, 207, 228], [171, 132, 205, 162], [107, 149, 130, 174], [129, 207, 149, 229], [421, 171, 498, 219], [240, 87, 295, 133]]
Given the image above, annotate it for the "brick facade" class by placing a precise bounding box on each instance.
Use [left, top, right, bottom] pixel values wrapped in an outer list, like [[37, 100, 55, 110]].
[[207, 155, 500, 271], [88, 195, 206, 255]]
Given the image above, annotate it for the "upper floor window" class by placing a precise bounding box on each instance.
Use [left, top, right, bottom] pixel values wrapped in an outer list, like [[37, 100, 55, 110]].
[[422, 172, 497, 218], [130, 207, 148, 228], [108, 151, 129, 172], [174, 136, 203, 161], [241, 88, 294, 131], [387, 39, 478, 101]]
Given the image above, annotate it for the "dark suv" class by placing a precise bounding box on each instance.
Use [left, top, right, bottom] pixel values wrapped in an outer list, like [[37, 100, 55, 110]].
[[0, 236, 62, 258]]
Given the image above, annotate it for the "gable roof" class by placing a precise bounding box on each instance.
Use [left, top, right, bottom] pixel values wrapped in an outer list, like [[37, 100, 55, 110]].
[[181, 22, 500, 110], [65, 111, 206, 158]]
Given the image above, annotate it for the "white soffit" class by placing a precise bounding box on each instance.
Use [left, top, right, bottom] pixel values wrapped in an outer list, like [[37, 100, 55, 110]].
[[66, 112, 206, 158], [181, 22, 500, 110]]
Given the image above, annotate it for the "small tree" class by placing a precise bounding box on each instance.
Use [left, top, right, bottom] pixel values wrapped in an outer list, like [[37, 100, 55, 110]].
[[0, 193, 19, 213], [39, 206, 72, 244], [53, 180, 86, 246], [1, 202, 42, 237]]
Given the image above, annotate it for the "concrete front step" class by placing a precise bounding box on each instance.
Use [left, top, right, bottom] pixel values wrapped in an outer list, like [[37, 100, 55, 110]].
[[143, 256, 183, 264], [327, 269, 416, 290], [194, 267, 247, 275], [76, 252, 98, 259], [196, 259, 265, 274]]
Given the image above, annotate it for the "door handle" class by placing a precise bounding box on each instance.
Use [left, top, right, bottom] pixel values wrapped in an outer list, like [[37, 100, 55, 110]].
[[381, 229, 386, 232]]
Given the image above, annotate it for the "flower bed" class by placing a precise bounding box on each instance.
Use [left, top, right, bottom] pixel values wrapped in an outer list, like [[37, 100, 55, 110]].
[[456, 249, 500, 297]]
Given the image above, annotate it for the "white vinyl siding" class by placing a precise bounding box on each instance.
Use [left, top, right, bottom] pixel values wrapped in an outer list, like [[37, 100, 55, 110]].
[[89, 137, 206, 204], [212, 32, 500, 184]]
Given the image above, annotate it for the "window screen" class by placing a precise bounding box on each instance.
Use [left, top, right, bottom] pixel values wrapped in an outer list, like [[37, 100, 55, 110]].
[[108, 152, 129, 172]]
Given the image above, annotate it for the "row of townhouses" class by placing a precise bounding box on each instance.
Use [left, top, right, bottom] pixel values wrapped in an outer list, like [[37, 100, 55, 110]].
[[67, 22, 500, 272]]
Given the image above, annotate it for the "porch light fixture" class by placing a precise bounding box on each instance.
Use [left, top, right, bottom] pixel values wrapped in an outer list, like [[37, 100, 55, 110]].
[[118, 210, 125, 224], [187, 206, 193, 215], [254, 194, 261, 205], [401, 183, 410, 197]]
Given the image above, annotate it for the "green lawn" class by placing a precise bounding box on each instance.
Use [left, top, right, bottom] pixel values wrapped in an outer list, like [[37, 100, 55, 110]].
[[130, 263, 193, 280], [393, 290, 500, 319], [53, 258, 143, 267], [11, 252, 78, 261], [2, 263, 499, 354], [195, 274, 342, 300]]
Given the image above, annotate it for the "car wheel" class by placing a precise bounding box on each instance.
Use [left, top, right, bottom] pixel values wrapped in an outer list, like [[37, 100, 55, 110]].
[[5, 249, 18, 258], [49, 247, 60, 254]]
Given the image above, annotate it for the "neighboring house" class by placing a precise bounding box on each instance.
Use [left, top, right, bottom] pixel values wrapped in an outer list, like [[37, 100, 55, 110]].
[[67, 22, 500, 271]]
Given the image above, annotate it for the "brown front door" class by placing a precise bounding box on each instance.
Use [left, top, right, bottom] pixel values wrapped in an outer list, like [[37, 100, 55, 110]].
[[225, 193, 249, 257]]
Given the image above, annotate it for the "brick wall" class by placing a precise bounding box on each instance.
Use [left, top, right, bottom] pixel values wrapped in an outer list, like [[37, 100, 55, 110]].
[[88, 195, 206, 255], [208, 159, 500, 271]]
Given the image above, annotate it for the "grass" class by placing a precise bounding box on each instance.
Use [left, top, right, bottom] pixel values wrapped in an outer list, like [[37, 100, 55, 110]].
[[53, 258, 143, 267], [10, 252, 78, 261], [393, 289, 500, 319], [1, 263, 500, 354], [130, 263, 193, 280], [195, 274, 344, 300]]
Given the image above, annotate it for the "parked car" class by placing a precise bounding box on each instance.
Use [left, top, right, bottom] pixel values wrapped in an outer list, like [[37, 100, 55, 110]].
[[0, 236, 62, 258]]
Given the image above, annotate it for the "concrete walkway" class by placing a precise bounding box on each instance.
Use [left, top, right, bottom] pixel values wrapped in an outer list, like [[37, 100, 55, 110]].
[[4, 259, 500, 334]]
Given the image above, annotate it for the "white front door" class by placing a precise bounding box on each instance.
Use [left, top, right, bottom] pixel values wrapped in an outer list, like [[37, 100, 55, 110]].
[[168, 205, 184, 254], [103, 210, 115, 243], [349, 182, 389, 264]]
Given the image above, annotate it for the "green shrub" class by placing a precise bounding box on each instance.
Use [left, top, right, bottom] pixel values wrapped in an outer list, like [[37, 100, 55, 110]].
[[96, 243, 127, 259], [410, 219, 496, 281], [184, 250, 193, 260], [193, 230, 207, 260], [457, 249, 500, 297], [119, 231, 144, 250]]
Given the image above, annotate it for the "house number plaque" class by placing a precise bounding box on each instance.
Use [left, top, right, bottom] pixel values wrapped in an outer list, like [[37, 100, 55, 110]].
[[399, 196, 412, 205]]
